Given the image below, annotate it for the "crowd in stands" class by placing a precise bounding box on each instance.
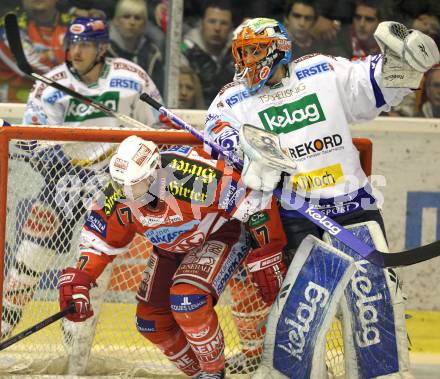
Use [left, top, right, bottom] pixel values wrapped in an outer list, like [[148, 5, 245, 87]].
[[0, 0, 439, 117]]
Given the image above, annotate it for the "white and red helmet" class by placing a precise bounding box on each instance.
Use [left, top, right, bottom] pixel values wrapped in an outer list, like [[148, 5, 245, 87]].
[[109, 136, 160, 199]]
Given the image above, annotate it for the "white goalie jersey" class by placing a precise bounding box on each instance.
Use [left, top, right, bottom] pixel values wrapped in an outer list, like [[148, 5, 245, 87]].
[[205, 54, 411, 204]]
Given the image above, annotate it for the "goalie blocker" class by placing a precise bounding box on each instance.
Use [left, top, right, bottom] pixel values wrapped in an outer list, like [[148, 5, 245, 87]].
[[255, 221, 410, 379]]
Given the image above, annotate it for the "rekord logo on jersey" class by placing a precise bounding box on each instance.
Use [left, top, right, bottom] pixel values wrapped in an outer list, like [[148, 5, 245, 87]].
[[65, 92, 120, 122], [258, 94, 325, 134], [288, 134, 343, 160]]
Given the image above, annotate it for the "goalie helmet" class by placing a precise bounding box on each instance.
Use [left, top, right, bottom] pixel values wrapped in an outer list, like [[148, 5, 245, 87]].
[[65, 17, 109, 47], [232, 18, 292, 94], [109, 136, 160, 200]]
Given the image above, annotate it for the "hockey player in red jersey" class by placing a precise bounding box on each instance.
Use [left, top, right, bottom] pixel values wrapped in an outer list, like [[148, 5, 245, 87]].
[[58, 136, 286, 378]]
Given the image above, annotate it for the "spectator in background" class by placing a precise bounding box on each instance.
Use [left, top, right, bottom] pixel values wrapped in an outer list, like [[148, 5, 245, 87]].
[[179, 65, 204, 109], [0, 0, 72, 102], [418, 66, 440, 118], [412, 13, 440, 47], [60, 0, 115, 19], [382, 0, 440, 28], [181, 0, 235, 108], [312, 0, 350, 41], [160, 65, 205, 128], [108, 0, 164, 94], [283, 0, 326, 58], [328, 0, 381, 58]]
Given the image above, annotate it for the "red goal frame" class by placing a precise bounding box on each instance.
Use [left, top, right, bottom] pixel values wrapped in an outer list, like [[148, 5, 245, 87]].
[[0, 125, 372, 329]]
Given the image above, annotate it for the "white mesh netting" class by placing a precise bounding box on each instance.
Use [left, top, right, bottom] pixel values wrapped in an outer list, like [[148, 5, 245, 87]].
[[1, 131, 345, 378]]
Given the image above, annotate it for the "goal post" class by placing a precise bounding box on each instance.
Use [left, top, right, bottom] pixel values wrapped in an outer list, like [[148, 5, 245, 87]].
[[0, 124, 372, 377]]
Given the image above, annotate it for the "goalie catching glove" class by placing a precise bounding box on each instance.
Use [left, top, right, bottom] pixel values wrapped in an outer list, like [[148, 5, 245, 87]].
[[374, 21, 440, 88], [246, 241, 287, 305], [59, 267, 96, 322]]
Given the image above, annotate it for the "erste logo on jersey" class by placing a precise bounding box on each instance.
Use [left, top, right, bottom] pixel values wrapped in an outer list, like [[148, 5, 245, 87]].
[[258, 94, 325, 134], [295, 61, 333, 80], [109, 77, 141, 91], [226, 89, 251, 107], [65, 92, 120, 122]]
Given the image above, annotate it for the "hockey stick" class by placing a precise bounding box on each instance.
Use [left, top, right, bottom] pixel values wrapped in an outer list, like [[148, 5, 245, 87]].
[[3, 13, 154, 131], [140, 93, 440, 268], [0, 303, 75, 351]]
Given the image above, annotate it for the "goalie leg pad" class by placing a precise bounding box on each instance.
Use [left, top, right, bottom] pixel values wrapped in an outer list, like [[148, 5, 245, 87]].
[[170, 283, 225, 373], [255, 235, 356, 379], [323, 221, 411, 378], [136, 301, 201, 376]]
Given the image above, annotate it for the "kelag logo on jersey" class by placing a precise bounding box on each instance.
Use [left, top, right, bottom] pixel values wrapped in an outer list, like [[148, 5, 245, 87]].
[[258, 94, 325, 134], [65, 92, 120, 122]]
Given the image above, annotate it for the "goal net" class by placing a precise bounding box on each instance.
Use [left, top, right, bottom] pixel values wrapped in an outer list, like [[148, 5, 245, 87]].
[[0, 124, 372, 378]]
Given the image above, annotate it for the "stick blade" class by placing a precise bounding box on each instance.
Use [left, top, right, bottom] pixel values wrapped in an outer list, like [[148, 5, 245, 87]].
[[4, 13, 33, 75]]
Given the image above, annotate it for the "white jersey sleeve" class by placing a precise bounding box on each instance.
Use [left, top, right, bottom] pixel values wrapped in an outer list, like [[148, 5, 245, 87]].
[[132, 69, 163, 128], [204, 82, 244, 155], [329, 54, 412, 123], [22, 66, 68, 125]]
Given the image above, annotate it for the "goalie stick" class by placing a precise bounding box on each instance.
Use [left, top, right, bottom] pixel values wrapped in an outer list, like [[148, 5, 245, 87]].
[[0, 303, 75, 351], [140, 93, 440, 269], [3, 13, 154, 131]]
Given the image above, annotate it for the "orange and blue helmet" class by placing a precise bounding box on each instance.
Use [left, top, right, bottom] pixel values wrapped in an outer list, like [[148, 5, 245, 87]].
[[232, 18, 292, 94]]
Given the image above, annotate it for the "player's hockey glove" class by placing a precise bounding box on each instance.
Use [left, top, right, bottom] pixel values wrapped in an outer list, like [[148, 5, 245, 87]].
[[374, 21, 440, 88], [59, 267, 96, 322], [246, 241, 287, 305]]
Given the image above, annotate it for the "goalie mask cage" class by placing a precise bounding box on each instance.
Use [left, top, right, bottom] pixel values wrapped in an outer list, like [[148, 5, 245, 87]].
[[0, 125, 372, 378]]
